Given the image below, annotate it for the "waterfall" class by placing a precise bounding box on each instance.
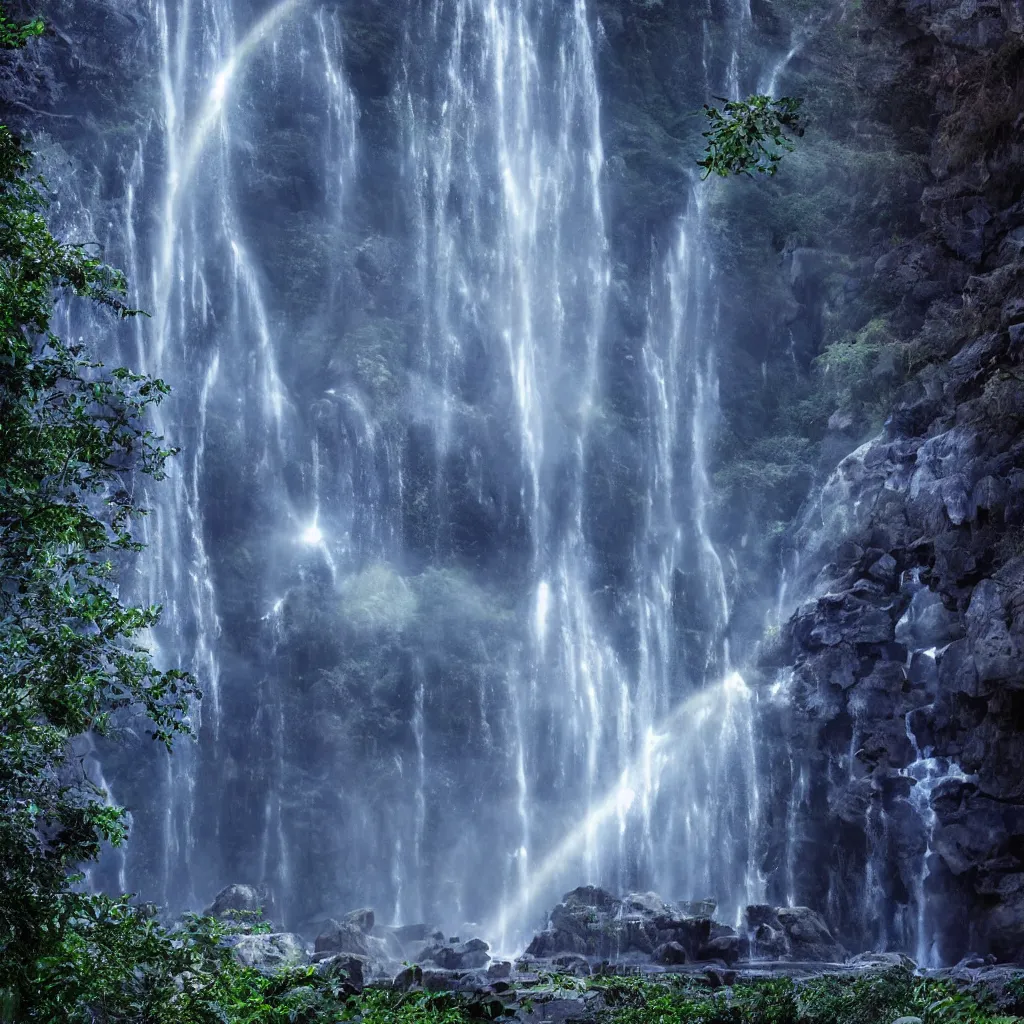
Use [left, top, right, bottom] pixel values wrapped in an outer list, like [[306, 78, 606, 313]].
[[34, 0, 770, 941]]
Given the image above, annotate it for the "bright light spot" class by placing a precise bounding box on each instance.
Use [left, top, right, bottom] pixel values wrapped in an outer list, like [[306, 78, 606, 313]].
[[300, 523, 323, 545], [518, 845, 528, 860], [211, 61, 236, 106], [923, 647, 937, 659], [615, 783, 636, 815], [723, 670, 749, 697], [534, 580, 550, 641]]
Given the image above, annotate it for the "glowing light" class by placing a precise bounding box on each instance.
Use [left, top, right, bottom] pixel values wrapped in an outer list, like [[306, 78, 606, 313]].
[[300, 523, 323, 545], [723, 670, 750, 696], [211, 61, 236, 106], [615, 784, 636, 815], [534, 580, 550, 641], [486, 673, 755, 939]]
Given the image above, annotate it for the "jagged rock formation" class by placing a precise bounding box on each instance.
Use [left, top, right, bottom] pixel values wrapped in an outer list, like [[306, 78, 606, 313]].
[[760, 0, 1024, 964], [523, 887, 846, 967]]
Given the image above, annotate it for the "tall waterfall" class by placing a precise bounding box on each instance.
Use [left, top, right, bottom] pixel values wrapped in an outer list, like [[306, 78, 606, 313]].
[[46, 0, 765, 941]]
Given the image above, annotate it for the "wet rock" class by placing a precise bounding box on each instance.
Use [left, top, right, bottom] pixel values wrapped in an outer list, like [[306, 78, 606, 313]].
[[551, 953, 591, 976], [231, 932, 307, 975], [204, 883, 266, 920], [418, 937, 491, 970], [345, 907, 375, 933], [527, 888, 720, 961], [314, 917, 395, 964], [700, 934, 741, 965], [487, 960, 513, 980], [678, 899, 717, 918], [655, 916, 712, 957], [314, 952, 368, 991], [895, 588, 964, 649], [653, 941, 689, 965], [744, 906, 845, 962], [966, 580, 1020, 685], [846, 951, 917, 970], [390, 923, 431, 944]]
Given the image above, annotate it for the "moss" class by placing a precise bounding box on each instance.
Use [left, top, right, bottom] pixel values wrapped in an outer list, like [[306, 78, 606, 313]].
[[339, 563, 419, 633]]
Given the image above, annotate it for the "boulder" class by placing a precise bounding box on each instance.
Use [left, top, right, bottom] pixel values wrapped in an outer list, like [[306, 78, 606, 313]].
[[776, 906, 846, 962], [390, 923, 431, 944], [551, 953, 591, 976], [653, 941, 689, 965], [204, 883, 266, 920], [895, 588, 963, 650], [345, 907, 375, 933], [700, 934, 741, 965], [315, 919, 374, 955], [230, 932, 306, 974], [418, 937, 491, 970], [654, 916, 712, 957], [314, 952, 368, 992], [743, 905, 845, 962]]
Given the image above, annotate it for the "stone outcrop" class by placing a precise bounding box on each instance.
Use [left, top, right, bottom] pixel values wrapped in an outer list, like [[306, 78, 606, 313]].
[[229, 932, 306, 974], [745, 906, 846, 963], [525, 888, 844, 966], [204, 883, 267, 922]]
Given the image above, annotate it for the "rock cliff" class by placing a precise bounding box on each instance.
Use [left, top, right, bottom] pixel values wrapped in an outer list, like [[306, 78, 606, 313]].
[[758, 0, 1024, 964]]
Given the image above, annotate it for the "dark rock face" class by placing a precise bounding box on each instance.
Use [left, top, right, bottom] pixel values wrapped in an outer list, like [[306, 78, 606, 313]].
[[526, 889, 844, 966], [759, 0, 1024, 964], [314, 952, 368, 992], [526, 887, 714, 961], [746, 906, 846, 963], [314, 919, 386, 958], [204, 883, 267, 923], [416, 937, 492, 971]]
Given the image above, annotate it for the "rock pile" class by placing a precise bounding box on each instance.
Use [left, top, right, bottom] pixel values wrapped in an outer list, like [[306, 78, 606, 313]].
[[523, 887, 846, 967]]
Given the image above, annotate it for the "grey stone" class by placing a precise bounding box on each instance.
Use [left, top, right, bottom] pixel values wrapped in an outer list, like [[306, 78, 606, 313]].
[[231, 932, 307, 975], [204, 883, 266, 920], [314, 952, 368, 991], [550, 953, 591, 976], [700, 934, 741, 965], [345, 907, 375, 933], [314, 919, 392, 959], [653, 941, 689, 965], [896, 588, 964, 650]]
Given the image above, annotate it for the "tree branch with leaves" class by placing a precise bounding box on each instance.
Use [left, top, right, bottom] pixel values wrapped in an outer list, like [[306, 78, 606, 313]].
[[698, 94, 805, 178]]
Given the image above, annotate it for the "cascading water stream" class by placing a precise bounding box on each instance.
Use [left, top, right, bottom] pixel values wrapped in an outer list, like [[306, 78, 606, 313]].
[[39, 0, 779, 945]]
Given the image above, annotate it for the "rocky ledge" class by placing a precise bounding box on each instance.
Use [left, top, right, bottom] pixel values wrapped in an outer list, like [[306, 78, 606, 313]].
[[199, 882, 1024, 1019]]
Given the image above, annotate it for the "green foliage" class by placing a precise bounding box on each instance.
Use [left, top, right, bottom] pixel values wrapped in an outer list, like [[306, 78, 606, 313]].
[[0, 27, 200, 1014], [813, 316, 905, 422], [698, 95, 805, 179], [17, 904, 336, 1023], [340, 987, 510, 1024], [0, 6, 42, 49], [591, 971, 1021, 1024]]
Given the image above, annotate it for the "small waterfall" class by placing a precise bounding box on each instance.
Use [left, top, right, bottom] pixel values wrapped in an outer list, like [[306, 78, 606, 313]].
[[634, 194, 762, 927]]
